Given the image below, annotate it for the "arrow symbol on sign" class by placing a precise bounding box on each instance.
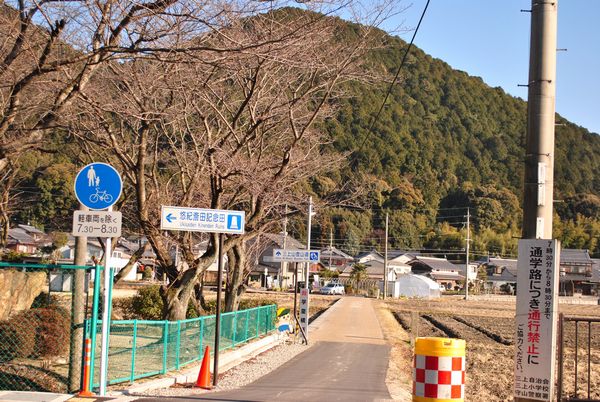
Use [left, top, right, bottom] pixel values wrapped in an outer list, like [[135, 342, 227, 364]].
[[275, 251, 282, 257], [166, 213, 177, 223]]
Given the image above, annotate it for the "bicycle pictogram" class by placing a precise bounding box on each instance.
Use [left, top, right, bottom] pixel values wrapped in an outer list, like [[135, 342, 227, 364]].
[[89, 188, 113, 204]]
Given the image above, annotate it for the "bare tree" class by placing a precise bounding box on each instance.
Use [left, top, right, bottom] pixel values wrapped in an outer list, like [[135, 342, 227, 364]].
[[67, 2, 394, 318]]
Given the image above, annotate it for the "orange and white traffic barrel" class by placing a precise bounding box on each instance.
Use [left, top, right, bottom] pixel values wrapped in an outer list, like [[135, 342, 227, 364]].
[[413, 337, 466, 402]]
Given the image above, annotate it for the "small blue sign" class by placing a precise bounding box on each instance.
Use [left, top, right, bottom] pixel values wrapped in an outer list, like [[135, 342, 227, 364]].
[[227, 215, 242, 231], [74, 163, 122, 210], [309, 252, 319, 262]]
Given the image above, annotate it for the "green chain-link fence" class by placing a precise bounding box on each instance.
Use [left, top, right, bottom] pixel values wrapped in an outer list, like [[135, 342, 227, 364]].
[[0, 262, 276, 393], [89, 304, 277, 387], [0, 263, 94, 394]]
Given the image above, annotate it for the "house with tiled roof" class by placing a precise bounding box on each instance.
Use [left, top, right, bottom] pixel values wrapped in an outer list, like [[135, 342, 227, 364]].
[[482, 257, 518, 293], [408, 256, 464, 291], [320, 246, 353, 272], [560, 249, 598, 295], [248, 232, 306, 289], [6, 228, 39, 254]]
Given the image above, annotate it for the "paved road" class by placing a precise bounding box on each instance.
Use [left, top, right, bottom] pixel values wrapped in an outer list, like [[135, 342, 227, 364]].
[[137, 297, 391, 402]]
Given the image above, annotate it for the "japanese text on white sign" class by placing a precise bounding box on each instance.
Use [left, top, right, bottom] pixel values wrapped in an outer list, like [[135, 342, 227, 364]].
[[72, 211, 122, 237], [514, 239, 559, 401], [299, 288, 309, 334]]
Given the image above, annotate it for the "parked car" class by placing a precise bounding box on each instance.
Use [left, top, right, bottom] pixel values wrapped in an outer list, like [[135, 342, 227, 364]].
[[320, 282, 345, 295]]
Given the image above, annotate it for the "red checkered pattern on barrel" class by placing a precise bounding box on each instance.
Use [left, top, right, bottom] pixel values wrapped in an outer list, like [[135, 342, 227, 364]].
[[413, 354, 465, 399]]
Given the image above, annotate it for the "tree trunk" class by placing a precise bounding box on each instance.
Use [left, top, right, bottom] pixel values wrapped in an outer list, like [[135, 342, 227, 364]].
[[161, 259, 213, 320], [162, 289, 188, 321], [113, 242, 150, 284], [225, 243, 246, 312]]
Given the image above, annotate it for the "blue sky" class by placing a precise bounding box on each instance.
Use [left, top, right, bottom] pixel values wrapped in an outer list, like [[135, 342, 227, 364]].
[[383, 0, 600, 135]]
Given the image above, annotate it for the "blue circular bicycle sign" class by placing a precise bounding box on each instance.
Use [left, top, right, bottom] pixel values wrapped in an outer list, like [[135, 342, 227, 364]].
[[74, 163, 122, 210]]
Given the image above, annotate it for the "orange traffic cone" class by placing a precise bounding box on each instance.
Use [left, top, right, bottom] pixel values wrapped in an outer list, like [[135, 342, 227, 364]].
[[195, 346, 212, 389]]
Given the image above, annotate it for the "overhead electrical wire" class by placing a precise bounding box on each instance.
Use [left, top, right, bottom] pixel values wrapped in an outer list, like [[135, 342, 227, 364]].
[[353, 0, 431, 156]]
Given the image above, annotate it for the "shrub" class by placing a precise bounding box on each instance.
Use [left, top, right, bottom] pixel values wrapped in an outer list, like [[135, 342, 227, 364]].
[[142, 266, 153, 280], [129, 286, 278, 320], [130, 285, 200, 320], [131, 285, 163, 320], [239, 298, 276, 310], [0, 318, 36, 361], [30, 307, 70, 357]]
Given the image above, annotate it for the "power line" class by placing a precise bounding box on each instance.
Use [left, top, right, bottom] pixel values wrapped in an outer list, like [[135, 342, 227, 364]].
[[353, 0, 431, 156]]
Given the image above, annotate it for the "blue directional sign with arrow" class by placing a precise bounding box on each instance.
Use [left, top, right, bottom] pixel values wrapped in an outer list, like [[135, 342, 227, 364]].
[[165, 213, 176, 223], [272, 249, 320, 262], [160, 206, 245, 234], [74, 163, 122, 210]]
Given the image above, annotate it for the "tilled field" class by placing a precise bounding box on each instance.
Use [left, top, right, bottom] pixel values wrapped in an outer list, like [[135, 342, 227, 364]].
[[387, 297, 600, 401]]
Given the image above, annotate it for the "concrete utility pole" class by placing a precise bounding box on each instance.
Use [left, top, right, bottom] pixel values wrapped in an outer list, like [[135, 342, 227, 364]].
[[383, 213, 389, 299], [302, 197, 313, 341], [516, 2, 558, 402], [305, 197, 313, 289], [280, 205, 288, 288], [522, 0, 557, 240], [328, 227, 333, 269], [68, 204, 88, 392], [465, 208, 470, 301]]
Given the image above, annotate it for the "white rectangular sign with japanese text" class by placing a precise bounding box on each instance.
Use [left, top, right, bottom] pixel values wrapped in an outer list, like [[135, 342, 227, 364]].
[[514, 239, 559, 401], [72, 211, 122, 237], [299, 288, 309, 337], [160, 206, 245, 234], [272, 249, 320, 263]]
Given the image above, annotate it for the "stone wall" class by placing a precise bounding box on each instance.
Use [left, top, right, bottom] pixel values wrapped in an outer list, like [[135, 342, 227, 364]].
[[0, 269, 46, 320]]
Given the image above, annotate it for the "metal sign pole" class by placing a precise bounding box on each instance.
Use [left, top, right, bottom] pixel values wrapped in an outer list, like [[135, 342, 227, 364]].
[[88, 264, 102, 390], [213, 233, 224, 387], [99, 231, 112, 396], [303, 197, 313, 342]]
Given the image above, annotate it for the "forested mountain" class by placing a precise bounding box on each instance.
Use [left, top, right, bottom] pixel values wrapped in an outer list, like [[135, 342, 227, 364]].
[[308, 24, 600, 258]]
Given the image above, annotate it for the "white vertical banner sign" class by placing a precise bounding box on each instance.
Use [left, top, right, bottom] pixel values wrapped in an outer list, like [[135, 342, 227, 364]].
[[299, 288, 309, 331], [514, 239, 560, 401]]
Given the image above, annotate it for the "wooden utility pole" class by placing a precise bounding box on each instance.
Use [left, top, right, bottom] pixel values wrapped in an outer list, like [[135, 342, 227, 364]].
[[68, 205, 88, 392]]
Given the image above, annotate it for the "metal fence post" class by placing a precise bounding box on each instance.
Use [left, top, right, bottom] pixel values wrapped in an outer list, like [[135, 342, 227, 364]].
[[198, 317, 205, 360], [244, 310, 249, 340], [162, 321, 169, 374], [175, 321, 181, 370], [130, 320, 138, 383], [232, 311, 238, 346], [256, 307, 260, 338]]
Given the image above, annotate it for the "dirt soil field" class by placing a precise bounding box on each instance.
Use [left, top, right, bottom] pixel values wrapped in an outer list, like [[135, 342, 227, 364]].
[[385, 296, 600, 402]]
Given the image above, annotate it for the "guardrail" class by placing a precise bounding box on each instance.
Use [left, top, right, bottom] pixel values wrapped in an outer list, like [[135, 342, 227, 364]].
[[557, 314, 600, 401], [89, 304, 277, 387]]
